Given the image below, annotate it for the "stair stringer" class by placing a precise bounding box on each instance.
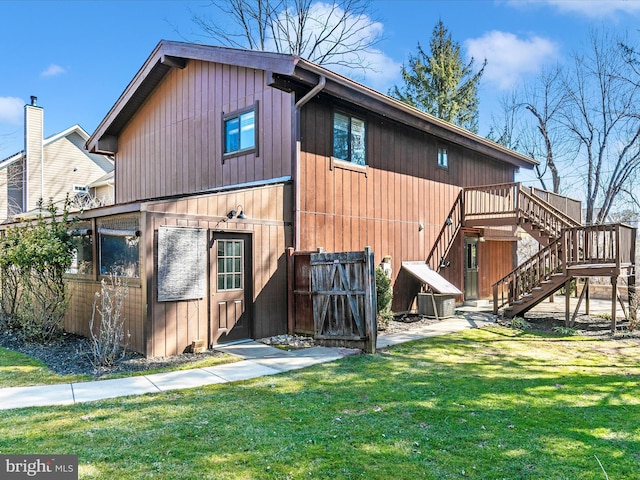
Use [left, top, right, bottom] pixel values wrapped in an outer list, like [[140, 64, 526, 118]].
[[503, 274, 573, 318]]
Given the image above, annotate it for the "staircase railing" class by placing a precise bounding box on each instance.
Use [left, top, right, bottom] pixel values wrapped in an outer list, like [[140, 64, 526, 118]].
[[426, 190, 463, 272], [464, 182, 580, 236], [519, 189, 581, 239], [492, 235, 564, 313], [493, 223, 637, 314]]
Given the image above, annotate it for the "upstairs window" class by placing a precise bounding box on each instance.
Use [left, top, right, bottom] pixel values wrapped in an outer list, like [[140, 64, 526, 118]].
[[333, 112, 366, 166], [437, 147, 448, 168], [223, 104, 257, 158]]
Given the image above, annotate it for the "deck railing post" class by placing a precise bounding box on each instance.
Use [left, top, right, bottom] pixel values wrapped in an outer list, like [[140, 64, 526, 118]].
[[611, 275, 618, 333], [615, 224, 621, 271]]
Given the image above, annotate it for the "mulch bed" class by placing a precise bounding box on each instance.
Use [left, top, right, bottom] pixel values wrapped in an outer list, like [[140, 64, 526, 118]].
[[0, 328, 227, 378]]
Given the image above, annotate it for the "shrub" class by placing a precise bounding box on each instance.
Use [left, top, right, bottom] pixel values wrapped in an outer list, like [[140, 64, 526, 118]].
[[552, 326, 578, 336], [510, 317, 531, 330], [88, 275, 130, 370], [375, 266, 393, 330], [0, 199, 75, 342]]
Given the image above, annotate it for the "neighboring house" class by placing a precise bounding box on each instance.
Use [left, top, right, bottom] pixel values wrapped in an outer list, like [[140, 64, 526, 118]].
[[0, 97, 114, 222], [53, 40, 632, 357]]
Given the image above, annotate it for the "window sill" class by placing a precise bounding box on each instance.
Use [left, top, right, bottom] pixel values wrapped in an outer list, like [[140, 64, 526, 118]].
[[330, 157, 368, 176], [223, 148, 257, 163]]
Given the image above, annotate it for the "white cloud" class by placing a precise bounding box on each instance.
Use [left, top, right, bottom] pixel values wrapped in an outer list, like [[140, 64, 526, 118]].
[[506, 0, 640, 18], [41, 64, 66, 77], [0, 96, 24, 124], [334, 48, 402, 93], [465, 31, 560, 90]]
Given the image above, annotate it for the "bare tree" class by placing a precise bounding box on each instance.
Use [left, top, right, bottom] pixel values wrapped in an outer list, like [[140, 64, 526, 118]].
[[520, 67, 571, 194], [489, 67, 573, 194], [190, 0, 382, 73], [561, 29, 640, 224], [490, 28, 640, 222]]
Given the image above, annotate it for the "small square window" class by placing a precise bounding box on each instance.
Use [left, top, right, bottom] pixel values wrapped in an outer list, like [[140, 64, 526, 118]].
[[333, 112, 366, 166], [438, 147, 448, 168], [223, 105, 257, 158]]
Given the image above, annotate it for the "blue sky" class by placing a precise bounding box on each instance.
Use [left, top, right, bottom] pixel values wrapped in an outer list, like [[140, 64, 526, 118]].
[[1, 0, 640, 185]]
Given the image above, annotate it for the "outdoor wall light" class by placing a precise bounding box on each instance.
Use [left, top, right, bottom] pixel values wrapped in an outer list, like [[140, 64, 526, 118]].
[[227, 205, 247, 220], [444, 216, 453, 226], [418, 222, 424, 232], [439, 256, 450, 268]]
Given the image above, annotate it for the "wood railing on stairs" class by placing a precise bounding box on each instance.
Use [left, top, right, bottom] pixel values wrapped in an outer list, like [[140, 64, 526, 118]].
[[464, 182, 580, 239], [493, 223, 637, 315], [425, 190, 463, 272], [518, 189, 581, 239], [492, 236, 564, 314]]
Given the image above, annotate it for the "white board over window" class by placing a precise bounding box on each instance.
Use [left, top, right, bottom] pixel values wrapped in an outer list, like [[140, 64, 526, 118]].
[[158, 226, 207, 301]]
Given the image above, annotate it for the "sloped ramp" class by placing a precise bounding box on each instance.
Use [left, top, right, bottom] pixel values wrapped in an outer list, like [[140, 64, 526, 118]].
[[401, 261, 462, 294]]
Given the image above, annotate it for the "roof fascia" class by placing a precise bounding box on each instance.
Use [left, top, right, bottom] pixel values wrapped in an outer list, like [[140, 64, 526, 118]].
[[0, 151, 24, 170], [44, 124, 88, 146]]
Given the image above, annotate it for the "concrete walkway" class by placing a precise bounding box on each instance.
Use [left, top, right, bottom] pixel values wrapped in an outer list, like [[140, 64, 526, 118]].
[[0, 312, 495, 411]]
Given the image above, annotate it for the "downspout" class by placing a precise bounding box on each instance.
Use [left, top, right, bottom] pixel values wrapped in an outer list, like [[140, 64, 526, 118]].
[[293, 76, 326, 250]]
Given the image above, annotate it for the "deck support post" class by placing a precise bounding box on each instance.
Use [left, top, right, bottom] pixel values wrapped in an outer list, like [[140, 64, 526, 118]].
[[564, 280, 571, 327], [585, 278, 590, 316], [570, 278, 588, 328], [611, 276, 618, 333], [629, 273, 637, 326]]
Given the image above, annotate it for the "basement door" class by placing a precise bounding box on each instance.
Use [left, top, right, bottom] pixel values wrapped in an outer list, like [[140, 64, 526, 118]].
[[464, 236, 479, 300], [209, 232, 252, 344]]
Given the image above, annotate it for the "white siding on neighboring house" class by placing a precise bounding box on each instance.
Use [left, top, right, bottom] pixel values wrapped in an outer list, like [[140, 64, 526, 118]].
[[0, 99, 114, 223], [42, 131, 113, 207], [0, 169, 7, 221]]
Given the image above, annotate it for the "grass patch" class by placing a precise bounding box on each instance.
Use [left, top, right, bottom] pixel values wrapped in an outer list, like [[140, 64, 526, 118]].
[[0, 347, 236, 388], [0, 348, 91, 387], [1, 326, 639, 479]]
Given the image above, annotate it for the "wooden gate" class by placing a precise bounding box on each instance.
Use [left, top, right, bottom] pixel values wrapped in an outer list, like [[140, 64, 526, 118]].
[[310, 247, 377, 353]]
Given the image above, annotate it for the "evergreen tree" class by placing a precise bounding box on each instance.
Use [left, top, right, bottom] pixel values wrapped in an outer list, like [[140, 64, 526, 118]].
[[390, 20, 486, 133]]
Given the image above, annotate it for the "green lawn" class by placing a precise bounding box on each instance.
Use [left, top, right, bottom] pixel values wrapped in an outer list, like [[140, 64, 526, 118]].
[[1, 326, 639, 479]]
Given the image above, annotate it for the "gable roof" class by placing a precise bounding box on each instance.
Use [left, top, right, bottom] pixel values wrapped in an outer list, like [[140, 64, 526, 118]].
[[0, 124, 114, 172], [86, 40, 537, 170]]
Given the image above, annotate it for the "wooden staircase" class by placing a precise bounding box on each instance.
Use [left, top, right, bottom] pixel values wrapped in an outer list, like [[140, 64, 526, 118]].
[[426, 182, 637, 321], [493, 223, 636, 317]]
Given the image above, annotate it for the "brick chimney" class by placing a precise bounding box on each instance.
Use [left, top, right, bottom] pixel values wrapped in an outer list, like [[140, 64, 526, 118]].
[[24, 95, 43, 211]]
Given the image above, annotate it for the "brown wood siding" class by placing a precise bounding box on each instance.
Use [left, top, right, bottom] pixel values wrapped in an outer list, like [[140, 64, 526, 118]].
[[65, 281, 145, 354], [478, 240, 515, 299], [298, 100, 516, 308], [116, 60, 293, 204], [143, 183, 292, 357]]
